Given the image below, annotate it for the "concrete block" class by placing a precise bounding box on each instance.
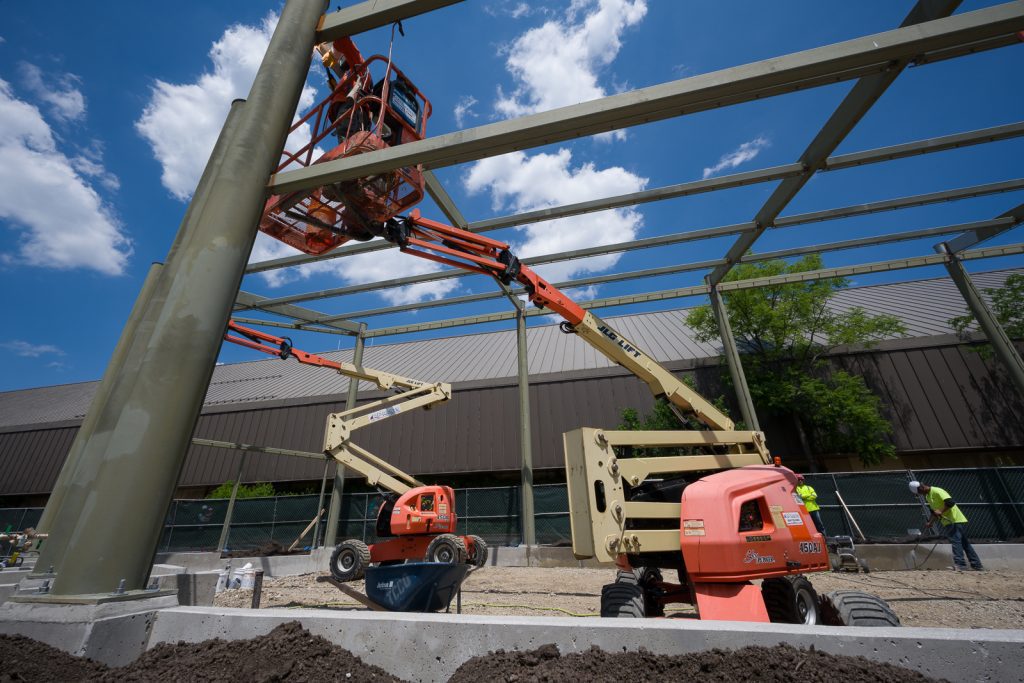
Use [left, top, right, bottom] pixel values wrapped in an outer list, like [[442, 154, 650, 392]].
[[0, 595, 176, 666], [149, 607, 1024, 683]]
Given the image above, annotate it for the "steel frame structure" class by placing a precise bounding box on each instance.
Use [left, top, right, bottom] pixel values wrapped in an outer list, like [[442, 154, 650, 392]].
[[226, 0, 1024, 549], [33, 0, 1024, 595]]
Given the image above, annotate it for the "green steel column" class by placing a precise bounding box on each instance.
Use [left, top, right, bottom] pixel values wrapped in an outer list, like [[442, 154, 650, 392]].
[[38, 97, 249, 575], [35, 261, 163, 538], [516, 305, 536, 546], [708, 284, 760, 431], [311, 459, 331, 548], [941, 245, 1024, 398], [324, 325, 367, 548], [216, 454, 247, 553], [47, 0, 327, 596]]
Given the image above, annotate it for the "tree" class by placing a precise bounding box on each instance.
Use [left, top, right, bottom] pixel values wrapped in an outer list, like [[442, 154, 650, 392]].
[[949, 273, 1024, 356], [685, 254, 906, 468], [206, 481, 275, 499]]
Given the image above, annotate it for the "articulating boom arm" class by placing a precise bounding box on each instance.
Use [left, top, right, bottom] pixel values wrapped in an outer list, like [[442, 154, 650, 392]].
[[224, 320, 452, 495], [374, 211, 735, 431]]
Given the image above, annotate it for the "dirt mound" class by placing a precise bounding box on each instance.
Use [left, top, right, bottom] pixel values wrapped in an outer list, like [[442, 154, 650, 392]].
[[447, 642, 945, 683], [0, 633, 108, 682], [0, 622, 399, 682]]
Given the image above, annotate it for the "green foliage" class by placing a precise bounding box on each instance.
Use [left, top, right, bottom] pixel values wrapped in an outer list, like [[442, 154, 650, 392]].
[[206, 481, 275, 499], [949, 273, 1024, 357], [685, 254, 907, 466], [619, 376, 735, 432]]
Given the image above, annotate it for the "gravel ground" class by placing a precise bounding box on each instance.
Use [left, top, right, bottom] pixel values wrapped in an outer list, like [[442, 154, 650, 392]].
[[214, 566, 1024, 629]]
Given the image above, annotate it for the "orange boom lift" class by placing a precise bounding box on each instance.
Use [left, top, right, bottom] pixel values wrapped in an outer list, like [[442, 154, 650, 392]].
[[224, 321, 487, 580]]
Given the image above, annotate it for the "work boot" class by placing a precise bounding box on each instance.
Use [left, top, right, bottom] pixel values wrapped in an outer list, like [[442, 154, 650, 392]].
[[949, 565, 965, 572], [971, 566, 985, 571]]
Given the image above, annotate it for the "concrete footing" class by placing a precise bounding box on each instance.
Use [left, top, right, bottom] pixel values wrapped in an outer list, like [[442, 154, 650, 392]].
[[0, 602, 1021, 681]]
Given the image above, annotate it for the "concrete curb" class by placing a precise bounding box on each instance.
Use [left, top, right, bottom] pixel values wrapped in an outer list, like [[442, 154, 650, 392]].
[[154, 543, 1024, 577], [148, 607, 1024, 682]]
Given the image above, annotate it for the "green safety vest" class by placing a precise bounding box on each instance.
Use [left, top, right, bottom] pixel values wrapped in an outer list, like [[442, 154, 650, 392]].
[[796, 484, 819, 512], [925, 486, 968, 525]]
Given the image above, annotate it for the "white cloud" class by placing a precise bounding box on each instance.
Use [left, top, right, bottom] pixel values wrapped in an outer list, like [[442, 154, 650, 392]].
[[485, 1, 547, 19], [494, 0, 647, 127], [19, 62, 86, 123], [465, 149, 645, 283], [136, 12, 317, 201], [702, 136, 770, 179], [453, 95, 478, 128], [1, 339, 64, 358], [0, 79, 130, 275]]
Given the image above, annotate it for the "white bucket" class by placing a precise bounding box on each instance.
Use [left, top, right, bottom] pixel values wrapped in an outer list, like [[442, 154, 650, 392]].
[[240, 567, 256, 590]]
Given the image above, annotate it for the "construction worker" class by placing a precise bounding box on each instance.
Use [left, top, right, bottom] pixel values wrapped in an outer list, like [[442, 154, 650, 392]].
[[909, 480, 983, 571], [795, 474, 827, 537]]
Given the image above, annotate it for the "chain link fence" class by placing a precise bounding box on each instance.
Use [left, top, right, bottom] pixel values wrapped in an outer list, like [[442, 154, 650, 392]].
[[805, 466, 1024, 542], [6, 467, 1022, 552]]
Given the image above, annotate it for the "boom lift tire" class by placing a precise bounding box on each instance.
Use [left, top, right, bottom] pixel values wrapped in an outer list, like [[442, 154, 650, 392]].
[[819, 590, 901, 627], [331, 539, 371, 581], [761, 576, 820, 625], [600, 582, 645, 618], [425, 534, 467, 564], [468, 535, 488, 567]]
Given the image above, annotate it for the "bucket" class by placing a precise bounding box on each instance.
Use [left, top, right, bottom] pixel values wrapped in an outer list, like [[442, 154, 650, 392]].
[[215, 566, 231, 594]]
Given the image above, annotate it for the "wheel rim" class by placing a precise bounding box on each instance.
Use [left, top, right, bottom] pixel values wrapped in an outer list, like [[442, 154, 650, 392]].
[[338, 550, 355, 571], [796, 588, 817, 625], [435, 545, 454, 563]]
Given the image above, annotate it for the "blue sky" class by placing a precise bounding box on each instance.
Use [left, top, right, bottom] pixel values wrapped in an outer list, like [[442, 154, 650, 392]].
[[1, 0, 1021, 392]]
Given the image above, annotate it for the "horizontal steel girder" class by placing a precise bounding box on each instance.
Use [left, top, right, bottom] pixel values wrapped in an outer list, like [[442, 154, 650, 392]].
[[269, 3, 1024, 195], [361, 241, 1024, 337], [317, 0, 465, 42], [246, 120, 1024, 276], [238, 177, 1024, 311]]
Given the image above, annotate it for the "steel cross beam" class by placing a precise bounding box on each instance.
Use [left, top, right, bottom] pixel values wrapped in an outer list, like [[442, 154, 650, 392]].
[[244, 120, 1024, 276], [268, 2, 1024, 196], [317, 0, 465, 42], [707, 0, 961, 287], [945, 201, 1024, 252], [235, 291, 361, 335], [323, 217, 1011, 323], [360, 242, 1024, 338], [237, 177, 1024, 311]]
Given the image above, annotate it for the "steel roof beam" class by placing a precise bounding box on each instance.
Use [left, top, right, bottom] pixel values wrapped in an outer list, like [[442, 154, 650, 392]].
[[322, 216, 1012, 322], [235, 290, 361, 334], [945, 201, 1024, 252], [316, 0, 465, 42], [269, 3, 1024, 196], [708, 0, 962, 286], [245, 120, 1024, 275], [238, 177, 1024, 311], [362, 241, 1024, 337]]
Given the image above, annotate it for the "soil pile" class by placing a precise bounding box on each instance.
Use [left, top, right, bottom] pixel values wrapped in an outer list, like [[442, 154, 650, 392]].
[[447, 642, 946, 683], [0, 633, 108, 682], [0, 622, 399, 683]]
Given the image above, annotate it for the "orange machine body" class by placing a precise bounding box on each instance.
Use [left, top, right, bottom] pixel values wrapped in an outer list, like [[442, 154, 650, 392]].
[[680, 466, 830, 583], [390, 485, 457, 536]]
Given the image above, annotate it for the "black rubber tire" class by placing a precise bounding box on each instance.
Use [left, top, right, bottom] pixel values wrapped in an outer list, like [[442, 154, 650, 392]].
[[820, 590, 901, 627], [601, 582, 645, 618], [761, 576, 820, 625], [611, 568, 664, 617], [330, 539, 371, 582], [858, 558, 871, 574], [467, 535, 488, 567], [425, 534, 467, 564]]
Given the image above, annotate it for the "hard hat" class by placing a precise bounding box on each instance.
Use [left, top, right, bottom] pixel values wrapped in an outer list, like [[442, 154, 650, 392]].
[[908, 481, 921, 494]]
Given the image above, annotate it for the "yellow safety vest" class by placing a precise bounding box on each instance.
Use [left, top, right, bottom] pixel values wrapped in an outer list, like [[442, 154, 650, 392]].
[[925, 486, 968, 525], [796, 484, 819, 512]]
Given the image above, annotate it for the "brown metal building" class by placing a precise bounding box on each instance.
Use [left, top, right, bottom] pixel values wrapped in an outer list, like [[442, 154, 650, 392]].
[[1, 270, 1022, 505]]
